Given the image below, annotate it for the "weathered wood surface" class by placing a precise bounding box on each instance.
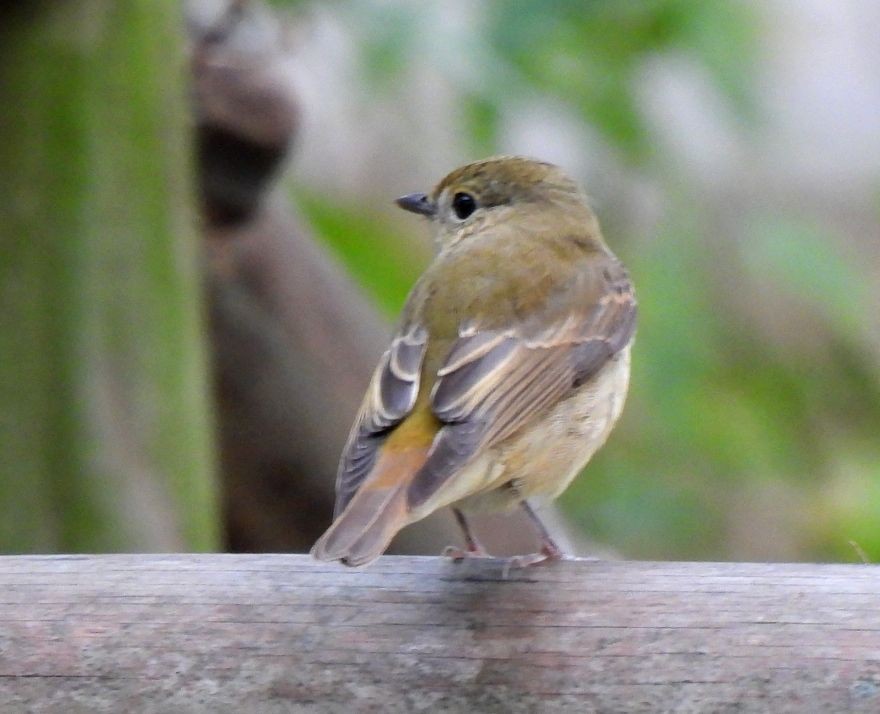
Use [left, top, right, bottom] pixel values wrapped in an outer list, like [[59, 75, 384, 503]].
[[1, 555, 879, 713]]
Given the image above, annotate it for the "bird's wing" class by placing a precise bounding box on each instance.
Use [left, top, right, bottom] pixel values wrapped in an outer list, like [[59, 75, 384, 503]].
[[407, 256, 636, 508], [333, 325, 427, 517]]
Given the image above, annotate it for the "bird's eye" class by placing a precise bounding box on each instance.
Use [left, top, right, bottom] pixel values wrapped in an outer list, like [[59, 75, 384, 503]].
[[451, 192, 477, 220]]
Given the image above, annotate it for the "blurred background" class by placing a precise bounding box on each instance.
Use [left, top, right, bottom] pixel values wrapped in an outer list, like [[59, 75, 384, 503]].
[[2, 0, 878, 562]]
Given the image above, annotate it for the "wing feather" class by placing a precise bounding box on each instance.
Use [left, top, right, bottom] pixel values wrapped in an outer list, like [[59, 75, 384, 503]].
[[334, 325, 427, 516], [407, 256, 636, 508], [333, 250, 636, 516]]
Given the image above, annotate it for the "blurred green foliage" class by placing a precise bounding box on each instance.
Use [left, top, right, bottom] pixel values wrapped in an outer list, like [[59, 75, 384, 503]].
[[0, 2, 218, 553], [294, 188, 429, 315], [484, 0, 756, 160], [580, 202, 880, 561], [337, 0, 756, 161], [290, 0, 880, 562]]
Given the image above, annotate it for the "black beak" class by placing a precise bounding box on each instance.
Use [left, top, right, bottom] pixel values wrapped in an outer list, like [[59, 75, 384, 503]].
[[395, 192, 436, 217]]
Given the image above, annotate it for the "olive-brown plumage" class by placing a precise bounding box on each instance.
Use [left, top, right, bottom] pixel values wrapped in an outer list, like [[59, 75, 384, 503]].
[[312, 156, 636, 567]]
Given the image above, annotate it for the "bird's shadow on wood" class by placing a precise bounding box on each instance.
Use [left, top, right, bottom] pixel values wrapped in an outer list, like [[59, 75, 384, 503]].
[[434, 556, 569, 635]]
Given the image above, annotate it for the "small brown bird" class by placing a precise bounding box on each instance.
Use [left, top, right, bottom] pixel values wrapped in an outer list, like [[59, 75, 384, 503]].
[[312, 156, 636, 567]]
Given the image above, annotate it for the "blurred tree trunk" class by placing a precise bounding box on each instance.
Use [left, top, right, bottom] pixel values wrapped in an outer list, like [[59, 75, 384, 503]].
[[0, 3, 218, 551], [190, 4, 467, 555]]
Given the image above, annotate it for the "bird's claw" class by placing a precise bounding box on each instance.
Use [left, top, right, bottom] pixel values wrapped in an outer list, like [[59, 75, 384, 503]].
[[501, 543, 566, 578], [443, 545, 491, 561]]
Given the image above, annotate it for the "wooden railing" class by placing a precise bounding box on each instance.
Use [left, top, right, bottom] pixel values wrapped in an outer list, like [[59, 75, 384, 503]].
[[2, 554, 878, 712]]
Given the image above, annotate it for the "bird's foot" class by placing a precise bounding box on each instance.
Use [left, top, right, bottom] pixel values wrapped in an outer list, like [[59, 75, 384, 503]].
[[443, 544, 492, 561], [502, 542, 567, 578]]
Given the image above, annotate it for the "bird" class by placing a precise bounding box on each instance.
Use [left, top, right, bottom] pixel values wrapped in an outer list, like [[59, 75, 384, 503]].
[[311, 156, 637, 568]]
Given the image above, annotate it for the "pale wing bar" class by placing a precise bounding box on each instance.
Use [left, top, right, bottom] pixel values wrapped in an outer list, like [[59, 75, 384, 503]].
[[334, 326, 427, 516]]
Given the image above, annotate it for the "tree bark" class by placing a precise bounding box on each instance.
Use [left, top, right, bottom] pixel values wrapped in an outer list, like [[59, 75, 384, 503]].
[[1, 554, 878, 712]]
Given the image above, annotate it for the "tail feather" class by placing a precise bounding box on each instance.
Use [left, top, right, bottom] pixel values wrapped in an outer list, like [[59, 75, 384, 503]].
[[312, 448, 427, 567], [311, 487, 405, 565]]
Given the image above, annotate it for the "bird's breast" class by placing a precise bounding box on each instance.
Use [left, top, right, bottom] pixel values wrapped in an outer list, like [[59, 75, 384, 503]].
[[483, 344, 632, 508]]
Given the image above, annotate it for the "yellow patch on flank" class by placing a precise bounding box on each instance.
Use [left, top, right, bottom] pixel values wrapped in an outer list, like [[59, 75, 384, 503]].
[[384, 406, 441, 451]]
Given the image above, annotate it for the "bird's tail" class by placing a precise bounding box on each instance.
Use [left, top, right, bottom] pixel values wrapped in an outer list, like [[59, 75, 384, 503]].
[[311, 447, 429, 567]]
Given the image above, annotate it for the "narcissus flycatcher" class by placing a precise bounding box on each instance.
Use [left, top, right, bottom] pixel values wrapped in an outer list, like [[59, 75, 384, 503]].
[[312, 156, 636, 567]]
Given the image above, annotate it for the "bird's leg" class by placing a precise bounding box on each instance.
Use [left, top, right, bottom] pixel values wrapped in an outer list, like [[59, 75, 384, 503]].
[[443, 508, 491, 560], [521, 499, 565, 559], [504, 500, 567, 571]]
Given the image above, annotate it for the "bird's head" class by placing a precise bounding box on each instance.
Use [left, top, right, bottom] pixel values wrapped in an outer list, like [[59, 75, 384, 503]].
[[396, 156, 597, 250]]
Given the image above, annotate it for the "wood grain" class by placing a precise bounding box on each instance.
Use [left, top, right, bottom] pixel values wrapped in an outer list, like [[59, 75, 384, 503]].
[[1, 555, 878, 712]]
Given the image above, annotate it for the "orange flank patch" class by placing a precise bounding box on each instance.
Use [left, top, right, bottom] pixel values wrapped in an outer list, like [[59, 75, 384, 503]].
[[365, 409, 438, 490], [367, 444, 431, 490]]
